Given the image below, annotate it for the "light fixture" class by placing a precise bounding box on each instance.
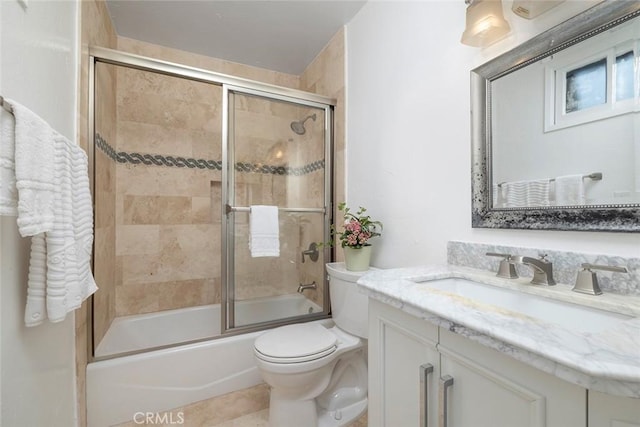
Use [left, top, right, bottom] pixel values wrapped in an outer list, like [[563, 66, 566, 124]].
[[511, 0, 565, 19], [461, 0, 511, 48]]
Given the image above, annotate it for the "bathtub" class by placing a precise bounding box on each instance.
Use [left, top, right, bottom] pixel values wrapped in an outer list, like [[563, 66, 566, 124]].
[[87, 294, 327, 427]]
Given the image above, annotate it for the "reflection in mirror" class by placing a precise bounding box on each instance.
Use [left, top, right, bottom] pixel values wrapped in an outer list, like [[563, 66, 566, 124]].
[[492, 15, 640, 208], [471, 2, 640, 231]]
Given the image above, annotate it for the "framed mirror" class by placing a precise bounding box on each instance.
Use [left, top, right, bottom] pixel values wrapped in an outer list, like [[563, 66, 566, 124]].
[[471, 1, 640, 232]]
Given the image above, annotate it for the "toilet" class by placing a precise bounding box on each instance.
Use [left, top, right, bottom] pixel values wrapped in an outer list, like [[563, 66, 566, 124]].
[[253, 262, 372, 427]]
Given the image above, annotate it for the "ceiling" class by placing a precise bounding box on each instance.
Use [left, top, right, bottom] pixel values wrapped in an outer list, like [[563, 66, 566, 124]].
[[105, 1, 367, 75]]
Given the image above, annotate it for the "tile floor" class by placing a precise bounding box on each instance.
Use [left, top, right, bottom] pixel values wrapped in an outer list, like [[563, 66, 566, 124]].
[[211, 409, 368, 427]]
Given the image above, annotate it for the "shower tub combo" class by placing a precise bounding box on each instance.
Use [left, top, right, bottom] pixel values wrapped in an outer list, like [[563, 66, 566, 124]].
[[87, 47, 335, 426]]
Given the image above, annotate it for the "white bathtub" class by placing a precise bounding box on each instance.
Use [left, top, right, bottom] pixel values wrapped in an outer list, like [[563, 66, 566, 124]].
[[87, 294, 327, 427], [95, 293, 322, 357]]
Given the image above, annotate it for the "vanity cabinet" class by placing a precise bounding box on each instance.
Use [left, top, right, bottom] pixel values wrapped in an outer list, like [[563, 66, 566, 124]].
[[438, 329, 585, 427], [589, 391, 640, 426], [368, 300, 440, 427], [368, 299, 587, 427]]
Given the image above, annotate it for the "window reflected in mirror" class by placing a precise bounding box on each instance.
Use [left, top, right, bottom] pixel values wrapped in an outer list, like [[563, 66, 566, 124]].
[[615, 51, 634, 101], [565, 58, 606, 113]]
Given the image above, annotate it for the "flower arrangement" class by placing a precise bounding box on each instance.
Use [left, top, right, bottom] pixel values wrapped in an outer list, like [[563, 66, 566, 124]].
[[331, 202, 383, 249]]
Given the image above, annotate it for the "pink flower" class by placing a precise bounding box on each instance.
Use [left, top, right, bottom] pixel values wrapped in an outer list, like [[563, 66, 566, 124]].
[[331, 203, 382, 249]]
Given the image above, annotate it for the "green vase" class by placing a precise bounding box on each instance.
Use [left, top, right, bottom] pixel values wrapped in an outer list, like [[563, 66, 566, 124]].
[[343, 246, 372, 271]]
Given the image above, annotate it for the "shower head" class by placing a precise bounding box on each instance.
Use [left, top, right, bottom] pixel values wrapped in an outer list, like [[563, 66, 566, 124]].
[[290, 114, 317, 135]]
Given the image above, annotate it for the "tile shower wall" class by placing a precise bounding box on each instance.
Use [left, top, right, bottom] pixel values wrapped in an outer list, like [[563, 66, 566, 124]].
[[230, 93, 326, 303], [110, 37, 329, 316], [79, 1, 118, 426], [114, 68, 222, 316], [94, 68, 118, 340], [299, 28, 347, 308]]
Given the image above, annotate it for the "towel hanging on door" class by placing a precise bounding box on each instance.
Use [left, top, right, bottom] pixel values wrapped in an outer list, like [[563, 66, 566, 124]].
[[249, 205, 280, 257]]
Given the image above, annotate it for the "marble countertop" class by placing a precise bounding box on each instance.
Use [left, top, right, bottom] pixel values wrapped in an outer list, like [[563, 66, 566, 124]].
[[358, 264, 640, 398]]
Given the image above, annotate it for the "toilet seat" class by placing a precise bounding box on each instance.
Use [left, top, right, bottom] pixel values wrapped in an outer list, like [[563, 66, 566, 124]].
[[254, 323, 337, 363]]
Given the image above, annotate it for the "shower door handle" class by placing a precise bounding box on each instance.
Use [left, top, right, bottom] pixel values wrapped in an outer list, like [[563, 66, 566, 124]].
[[420, 363, 434, 427]]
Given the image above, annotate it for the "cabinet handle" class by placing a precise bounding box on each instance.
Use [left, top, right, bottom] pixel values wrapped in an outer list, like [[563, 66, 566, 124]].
[[438, 375, 454, 427], [420, 363, 434, 427]]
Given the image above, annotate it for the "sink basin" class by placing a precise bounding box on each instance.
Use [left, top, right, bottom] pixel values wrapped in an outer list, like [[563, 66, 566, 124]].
[[420, 278, 632, 333]]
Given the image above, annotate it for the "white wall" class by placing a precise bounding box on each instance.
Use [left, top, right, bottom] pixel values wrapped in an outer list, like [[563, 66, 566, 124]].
[[346, 0, 640, 268], [0, 1, 78, 426]]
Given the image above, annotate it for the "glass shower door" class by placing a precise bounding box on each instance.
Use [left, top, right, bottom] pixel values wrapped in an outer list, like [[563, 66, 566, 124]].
[[223, 86, 332, 332]]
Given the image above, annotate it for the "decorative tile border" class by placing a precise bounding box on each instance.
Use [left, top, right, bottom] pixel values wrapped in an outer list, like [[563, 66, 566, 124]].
[[118, 151, 223, 170], [234, 159, 324, 176], [95, 133, 324, 176], [95, 133, 119, 162]]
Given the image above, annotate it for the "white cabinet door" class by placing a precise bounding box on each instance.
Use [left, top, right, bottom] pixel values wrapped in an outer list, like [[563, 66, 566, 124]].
[[368, 300, 439, 427], [589, 390, 640, 426], [439, 329, 586, 427]]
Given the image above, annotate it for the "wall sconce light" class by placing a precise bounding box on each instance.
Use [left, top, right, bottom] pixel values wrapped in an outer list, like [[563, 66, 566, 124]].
[[461, 0, 511, 48]]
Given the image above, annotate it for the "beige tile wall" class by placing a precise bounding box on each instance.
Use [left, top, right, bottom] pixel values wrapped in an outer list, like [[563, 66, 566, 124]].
[[110, 38, 331, 317], [93, 63, 118, 345], [299, 27, 347, 307], [231, 93, 326, 303], [110, 58, 324, 316], [114, 68, 222, 315], [78, 1, 118, 426]]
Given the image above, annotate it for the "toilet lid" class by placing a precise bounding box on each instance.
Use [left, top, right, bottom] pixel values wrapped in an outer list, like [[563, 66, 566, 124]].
[[254, 323, 337, 361]]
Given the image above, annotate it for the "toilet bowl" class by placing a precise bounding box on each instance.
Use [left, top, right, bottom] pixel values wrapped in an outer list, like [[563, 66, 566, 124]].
[[254, 262, 373, 427]]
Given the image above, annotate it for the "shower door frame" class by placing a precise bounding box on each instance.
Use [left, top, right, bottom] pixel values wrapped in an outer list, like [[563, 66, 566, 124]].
[[88, 46, 335, 361], [222, 85, 334, 334]]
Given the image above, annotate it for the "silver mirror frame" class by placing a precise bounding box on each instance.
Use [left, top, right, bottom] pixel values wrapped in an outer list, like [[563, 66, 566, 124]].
[[471, 1, 640, 232]]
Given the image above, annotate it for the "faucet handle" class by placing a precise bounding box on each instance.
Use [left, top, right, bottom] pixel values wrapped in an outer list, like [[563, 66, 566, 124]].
[[486, 252, 519, 279], [573, 263, 628, 295], [301, 242, 319, 263], [580, 263, 628, 274], [538, 253, 549, 261]]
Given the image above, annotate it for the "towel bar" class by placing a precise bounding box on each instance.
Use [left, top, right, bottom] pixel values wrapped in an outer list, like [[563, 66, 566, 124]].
[[498, 172, 602, 187], [225, 204, 325, 214]]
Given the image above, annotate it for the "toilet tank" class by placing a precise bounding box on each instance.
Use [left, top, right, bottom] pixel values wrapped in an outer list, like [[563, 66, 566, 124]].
[[326, 262, 376, 339]]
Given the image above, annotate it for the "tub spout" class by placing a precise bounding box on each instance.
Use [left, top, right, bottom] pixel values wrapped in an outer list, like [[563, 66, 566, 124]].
[[297, 281, 317, 293]]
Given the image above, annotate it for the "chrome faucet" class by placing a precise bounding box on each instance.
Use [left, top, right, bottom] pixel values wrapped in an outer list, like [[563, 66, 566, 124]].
[[297, 281, 317, 293], [509, 254, 556, 286]]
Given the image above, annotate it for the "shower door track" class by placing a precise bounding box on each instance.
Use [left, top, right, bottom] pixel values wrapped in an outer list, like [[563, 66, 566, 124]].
[[89, 47, 336, 105]]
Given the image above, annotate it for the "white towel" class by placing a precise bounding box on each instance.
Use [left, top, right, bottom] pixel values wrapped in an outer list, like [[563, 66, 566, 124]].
[[0, 108, 17, 215], [525, 179, 551, 207], [502, 179, 551, 208], [492, 183, 506, 208], [555, 174, 585, 206], [4, 99, 98, 326], [10, 100, 56, 236], [249, 205, 280, 257]]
